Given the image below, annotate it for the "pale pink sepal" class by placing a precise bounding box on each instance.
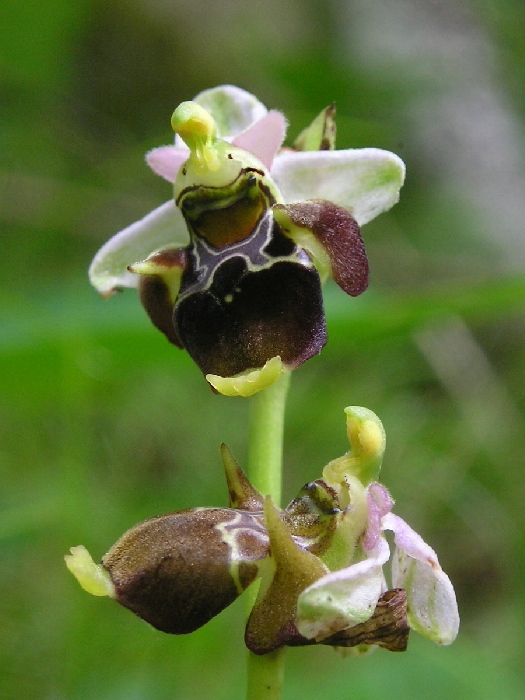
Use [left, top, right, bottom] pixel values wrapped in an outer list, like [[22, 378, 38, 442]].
[[194, 85, 268, 139], [271, 148, 406, 226], [296, 538, 390, 640], [88, 200, 188, 296], [384, 512, 460, 645], [393, 548, 460, 645]]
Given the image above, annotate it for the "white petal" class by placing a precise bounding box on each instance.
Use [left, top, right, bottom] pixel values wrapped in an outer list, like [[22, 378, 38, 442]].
[[271, 148, 406, 226], [296, 538, 389, 640], [88, 200, 189, 296], [393, 548, 460, 645], [232, 111, 287, 169], [146, 145, 189, 183], [193, 85, 268, 139]]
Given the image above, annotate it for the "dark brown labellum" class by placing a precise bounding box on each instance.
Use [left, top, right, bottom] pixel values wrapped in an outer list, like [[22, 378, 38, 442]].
[[102, 508, 268, 634]]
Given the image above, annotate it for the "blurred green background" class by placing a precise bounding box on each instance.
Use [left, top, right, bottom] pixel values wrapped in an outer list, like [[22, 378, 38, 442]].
[[2, 0, 525, 698]]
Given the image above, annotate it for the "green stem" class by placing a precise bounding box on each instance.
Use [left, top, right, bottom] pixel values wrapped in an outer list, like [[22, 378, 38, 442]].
[[245, 371, 291, 700], [247, 371, 291, 502], [245, 650, 287, 700]]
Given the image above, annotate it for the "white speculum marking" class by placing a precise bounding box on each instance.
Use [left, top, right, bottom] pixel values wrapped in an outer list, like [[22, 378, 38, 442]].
[[215, 511, 268, 594]]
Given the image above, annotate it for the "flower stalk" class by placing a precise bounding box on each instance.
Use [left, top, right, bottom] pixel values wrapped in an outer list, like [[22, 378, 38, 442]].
[[246, 649, 286, 700], [247, 370, 291, 504], [246, 370, 291, 699]]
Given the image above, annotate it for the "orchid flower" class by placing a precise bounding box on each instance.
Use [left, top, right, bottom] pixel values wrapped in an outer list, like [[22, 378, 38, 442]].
[[293, 407, 460, 650], [66, 407, 458, 655], [89, 85, 405, 396]]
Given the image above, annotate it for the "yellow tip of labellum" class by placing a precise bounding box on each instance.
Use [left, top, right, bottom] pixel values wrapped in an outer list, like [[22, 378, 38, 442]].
[[65, 545, 115, 598], [206, 356, 284, 397], [128, 260, 163, 275]]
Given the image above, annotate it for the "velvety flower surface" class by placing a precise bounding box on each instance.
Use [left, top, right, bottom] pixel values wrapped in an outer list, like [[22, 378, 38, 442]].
[[66, 409, 459, 655], [89, 86, 405, 395]]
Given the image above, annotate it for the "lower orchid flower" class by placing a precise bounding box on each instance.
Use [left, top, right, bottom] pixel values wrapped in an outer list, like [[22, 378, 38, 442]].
[[88, 85, 405, 396], [65, 407, 458, 655], [295, 484, 459, 649], [293, 408, 459, 650]]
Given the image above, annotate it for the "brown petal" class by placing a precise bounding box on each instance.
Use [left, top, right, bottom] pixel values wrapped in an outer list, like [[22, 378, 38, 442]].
[[273, 200, 369, 296]]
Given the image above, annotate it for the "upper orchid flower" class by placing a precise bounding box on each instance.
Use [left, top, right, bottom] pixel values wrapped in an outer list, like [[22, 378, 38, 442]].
[[89, 86, 405, 396]]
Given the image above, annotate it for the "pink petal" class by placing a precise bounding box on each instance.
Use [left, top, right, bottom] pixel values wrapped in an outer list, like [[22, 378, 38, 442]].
[[232, 111, 287, 170], [363, 483, 394, 552], [146, 146, 189, 183], [369, 483, 395, 516], [382, 512, 439, 567]]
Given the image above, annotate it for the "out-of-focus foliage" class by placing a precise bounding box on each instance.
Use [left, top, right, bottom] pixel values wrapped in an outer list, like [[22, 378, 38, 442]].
[[1, 0, 524, 698]]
